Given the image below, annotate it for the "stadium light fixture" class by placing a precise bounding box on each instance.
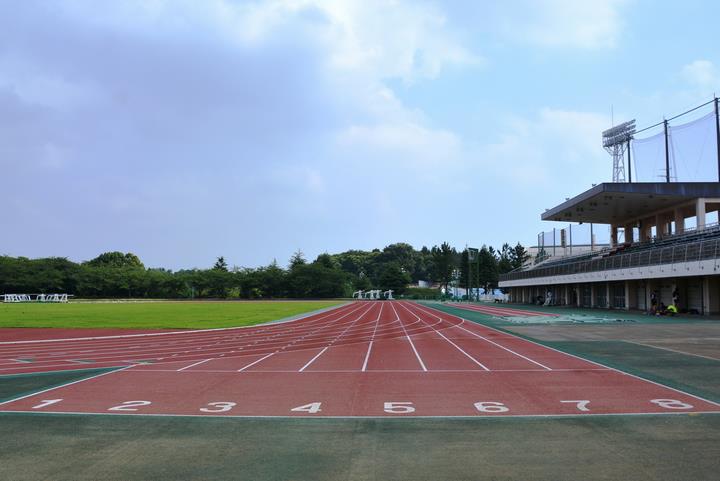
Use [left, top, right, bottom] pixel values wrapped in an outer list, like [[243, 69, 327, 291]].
[[602, 119, 636, 183]]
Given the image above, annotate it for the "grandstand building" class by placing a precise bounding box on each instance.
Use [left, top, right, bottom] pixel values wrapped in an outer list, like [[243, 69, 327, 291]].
[[499, 182, 720, 315]]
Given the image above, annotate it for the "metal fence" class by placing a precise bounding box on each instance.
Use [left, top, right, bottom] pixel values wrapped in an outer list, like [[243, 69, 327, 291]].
[[500, 236, 720, 282]]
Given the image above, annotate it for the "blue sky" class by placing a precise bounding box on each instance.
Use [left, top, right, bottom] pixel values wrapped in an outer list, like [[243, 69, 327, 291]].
[[2, 0, 720, 269]]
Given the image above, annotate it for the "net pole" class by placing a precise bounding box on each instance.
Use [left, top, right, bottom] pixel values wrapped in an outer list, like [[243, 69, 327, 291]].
[[715, 97, 720, 182], [664, 119, 670, 182], [476, 252, 480, 301], [627, 139, 632, 182], [466, 245, 470, 303]]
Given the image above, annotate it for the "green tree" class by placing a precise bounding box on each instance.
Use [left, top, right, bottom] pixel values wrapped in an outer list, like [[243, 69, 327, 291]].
[[85, 252, 144, 269], [431, 242, 456, 292], [498, 243, 513, 274], [213, 256, 229, 272], [378, 263, 411, 295], [510, 243, 531, 270], [477, 245, 499, 294], [289, 250, 306, 270]]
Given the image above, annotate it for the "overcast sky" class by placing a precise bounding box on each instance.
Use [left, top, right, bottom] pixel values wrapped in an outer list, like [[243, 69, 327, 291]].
[[2, 0, 720, 269]]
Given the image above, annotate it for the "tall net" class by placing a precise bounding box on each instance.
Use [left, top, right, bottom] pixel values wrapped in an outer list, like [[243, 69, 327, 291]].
[[669, 111, 718, 182], [632, 129, 667, 182], [631, 104, 719, 183]]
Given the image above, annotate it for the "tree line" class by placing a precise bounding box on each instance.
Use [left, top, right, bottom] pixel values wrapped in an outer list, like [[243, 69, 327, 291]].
[[0, 242, 529, 299]]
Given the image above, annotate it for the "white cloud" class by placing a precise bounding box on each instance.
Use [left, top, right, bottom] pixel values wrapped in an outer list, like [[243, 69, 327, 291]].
[[482, 108, 611, 186], [492, 0, 628, 49], [681, 60, 719, 91], [58, 0, 480, 83]]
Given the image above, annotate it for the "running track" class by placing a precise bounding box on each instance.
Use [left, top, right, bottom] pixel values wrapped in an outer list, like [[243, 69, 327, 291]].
[[1, 301, 718, 417]]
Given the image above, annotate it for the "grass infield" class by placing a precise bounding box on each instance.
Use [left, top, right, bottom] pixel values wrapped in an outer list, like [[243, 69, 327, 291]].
[[0, 300, 343, 329]]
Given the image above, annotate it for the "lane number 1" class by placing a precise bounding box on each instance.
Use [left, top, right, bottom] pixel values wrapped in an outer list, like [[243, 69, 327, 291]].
[[32, 399, 63, 409]]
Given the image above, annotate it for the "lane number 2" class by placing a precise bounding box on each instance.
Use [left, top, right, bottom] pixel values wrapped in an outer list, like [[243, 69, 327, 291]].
[[108, 400, 152, 412]]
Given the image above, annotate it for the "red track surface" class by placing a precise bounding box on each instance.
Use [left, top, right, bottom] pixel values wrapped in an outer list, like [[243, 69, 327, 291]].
[[1, 301, 718, 418]]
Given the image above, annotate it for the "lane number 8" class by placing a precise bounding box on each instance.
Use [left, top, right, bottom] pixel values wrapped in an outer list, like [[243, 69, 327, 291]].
[[650, 399, 693, 410]]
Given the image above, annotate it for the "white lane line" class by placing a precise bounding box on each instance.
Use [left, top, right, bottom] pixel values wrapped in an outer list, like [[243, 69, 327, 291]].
[[411, 302, 553, 371], [361, 341, 374, 372], [361, 302, 384, 372], [397, 302, 489, 371], [177, 358, 214, 372], [299, 347, 329, 372], [390, 302, 427, 372], [0, 365, 133, 407], [301, 301, 380, 372], [416, 302, 720, 409], [111, 367, 615, 373], [624, 340, 720, 362], [454, 323, 552, 371], [0, 303, 372, 370], [2, 409, 719, 419], [237, 352, 275, 372]]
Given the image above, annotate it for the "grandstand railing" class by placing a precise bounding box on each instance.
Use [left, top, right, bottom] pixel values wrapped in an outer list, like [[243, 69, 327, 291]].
[[500, 233, 720, 282]]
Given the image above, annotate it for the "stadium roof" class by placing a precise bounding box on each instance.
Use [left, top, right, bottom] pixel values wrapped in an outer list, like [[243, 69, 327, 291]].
[[541, 182, 720, 224]]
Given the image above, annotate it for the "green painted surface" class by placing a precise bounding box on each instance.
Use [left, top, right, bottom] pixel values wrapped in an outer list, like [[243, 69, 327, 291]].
[[0, 369, 111, 403], [1, 413, 719, 481], [0, 301, 342, 329], [1, 301, 718, 480], [426, 302, 720, 403], [430, 301, 713, 325]]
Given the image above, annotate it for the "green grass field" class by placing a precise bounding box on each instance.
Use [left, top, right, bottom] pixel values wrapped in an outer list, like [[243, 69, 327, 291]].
[[0, 301, 343, 329]]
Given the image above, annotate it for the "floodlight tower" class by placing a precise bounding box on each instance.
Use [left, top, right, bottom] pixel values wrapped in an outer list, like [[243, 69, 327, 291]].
[[602, 119, 636, 182]]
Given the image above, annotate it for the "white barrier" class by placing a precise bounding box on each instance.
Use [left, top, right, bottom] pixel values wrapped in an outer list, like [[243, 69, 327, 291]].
[[2, 294, 70, 303]]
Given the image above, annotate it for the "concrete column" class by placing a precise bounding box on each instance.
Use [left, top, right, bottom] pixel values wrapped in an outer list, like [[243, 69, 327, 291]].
[[655, 214, 667, 238], [704, 277, 720, 314], [564, 285, 570, 306], [674, 208, 685, 234], [590, 284, 596, 308], [696, 198, 707, 230], [624, 223, 634, 243], [610, 225, 618, 247], [606, 282, 611, 309], [645, 280, 654, 312], [575, 284, 581, 307], [624, 281, 632, 310]]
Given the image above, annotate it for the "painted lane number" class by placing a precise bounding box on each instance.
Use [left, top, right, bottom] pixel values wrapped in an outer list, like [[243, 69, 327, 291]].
[[384, 402, 415, 414], [200, 402, 236, 413], [32, 399, 63, 409], [291, 402, 322, 414], [560, 400, 591, 412], [108, 400, 152, 412], [651, 399, 694, 410], [474, 402, 509, 413]]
